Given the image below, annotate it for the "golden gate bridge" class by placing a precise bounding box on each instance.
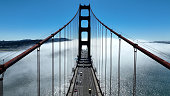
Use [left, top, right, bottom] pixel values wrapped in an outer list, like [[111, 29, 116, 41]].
[[0, 4, 170, 96]]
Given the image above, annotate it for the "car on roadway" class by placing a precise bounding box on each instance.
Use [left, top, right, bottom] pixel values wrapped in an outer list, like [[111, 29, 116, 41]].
[[74, 88, 78, 92], [80, 72, 82, 76]]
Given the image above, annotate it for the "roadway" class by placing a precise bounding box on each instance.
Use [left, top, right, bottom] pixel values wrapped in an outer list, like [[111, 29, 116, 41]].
[[73, 67, 97, 96], [67, 66, 102, 96]]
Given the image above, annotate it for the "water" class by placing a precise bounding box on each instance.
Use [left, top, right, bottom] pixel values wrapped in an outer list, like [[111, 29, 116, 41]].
[[92, 38, 170, 96], [1, 39, 170, 96]]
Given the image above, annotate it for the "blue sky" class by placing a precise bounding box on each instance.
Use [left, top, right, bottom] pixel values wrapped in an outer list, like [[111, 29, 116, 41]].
[[0, 0, 170, 41]]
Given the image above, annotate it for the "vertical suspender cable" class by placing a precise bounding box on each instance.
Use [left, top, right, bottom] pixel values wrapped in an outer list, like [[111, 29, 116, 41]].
[[118, 38, 121, 96], [93, 15, 94, 60], [99, 55, 101, 84], [67, 24, 69, 89], [98, 22, 100, 78], [105, 28, 107, 95], [73, 20, 75, 58], [76, 17, 78, 57], [110, 33, 112, 96], [37, 47, 40, 96], [91, 15, 92, 64], [52, 37, 54, 96], [64, 28, 66, 94], [77, 16, 79, 57], [71, 19, 73, 72], [69, 24, 70, 86], [101, 25, 103, 89], [99, 23, 101, 82], [70, 22, 74, 67], [71, 22, 73, 66], [70, 23, 71, 67], [77, 16, 79, 58], [72, 23, 73, 67], [96, 21, 98, 74], [76, 15, 77, 59], [133, 48, 137, 96], [70, 24, 72, 68], [59, 31, 61, 96], [67, 26, 69, 88], [96, 19, 98, 70]]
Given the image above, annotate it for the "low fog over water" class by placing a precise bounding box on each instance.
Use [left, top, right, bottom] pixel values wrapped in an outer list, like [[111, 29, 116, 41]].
[[0, 38, 170, 96]]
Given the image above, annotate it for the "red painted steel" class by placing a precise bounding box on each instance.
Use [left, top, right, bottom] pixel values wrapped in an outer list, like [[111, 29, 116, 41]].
[[91, 9, 170, 69], [0, 9, 79, 74]]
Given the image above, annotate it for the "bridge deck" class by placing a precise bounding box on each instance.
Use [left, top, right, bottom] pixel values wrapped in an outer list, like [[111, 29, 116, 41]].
[[67, 66, 102, 96]]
